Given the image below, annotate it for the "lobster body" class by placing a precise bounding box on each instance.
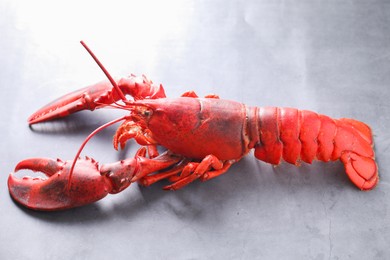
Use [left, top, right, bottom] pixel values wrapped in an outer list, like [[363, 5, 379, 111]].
[[7, 42, 378, 211], [124, 97, 377, 190]]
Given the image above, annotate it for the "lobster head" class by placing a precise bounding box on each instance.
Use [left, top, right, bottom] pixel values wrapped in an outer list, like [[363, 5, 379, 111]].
[[125, 97, 204, 150]]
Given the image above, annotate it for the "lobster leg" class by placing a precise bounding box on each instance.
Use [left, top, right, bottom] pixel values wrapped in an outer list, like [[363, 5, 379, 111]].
[[28, 75, 166, 125], [181, 91, 220, 99], [139, 163, 187, 186], [163, 155, 233, 190], [113, 120, 158, 150]]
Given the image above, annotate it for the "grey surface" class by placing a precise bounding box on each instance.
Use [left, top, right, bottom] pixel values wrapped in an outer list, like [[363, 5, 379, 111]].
[[1, 0, 390, 259]]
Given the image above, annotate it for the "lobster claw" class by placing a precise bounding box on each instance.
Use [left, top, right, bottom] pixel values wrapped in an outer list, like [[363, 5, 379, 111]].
[[28, 80, 121, 125], [8, 157, 113, 211], [28, 75, 166, 125]]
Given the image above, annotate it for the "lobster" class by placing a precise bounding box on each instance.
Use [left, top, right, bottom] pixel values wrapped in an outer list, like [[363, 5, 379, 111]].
[[8, 42, 378, 211]]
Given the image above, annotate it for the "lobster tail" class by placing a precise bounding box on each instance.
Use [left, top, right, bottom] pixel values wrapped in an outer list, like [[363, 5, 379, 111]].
[[251, 107, 378, 190]]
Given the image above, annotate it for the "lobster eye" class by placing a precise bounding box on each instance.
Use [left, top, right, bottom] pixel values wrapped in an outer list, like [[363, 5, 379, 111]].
[[143, 109, 152, 117]]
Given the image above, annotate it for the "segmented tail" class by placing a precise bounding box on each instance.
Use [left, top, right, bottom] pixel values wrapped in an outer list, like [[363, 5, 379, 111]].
[[250, 107, 378, 190]]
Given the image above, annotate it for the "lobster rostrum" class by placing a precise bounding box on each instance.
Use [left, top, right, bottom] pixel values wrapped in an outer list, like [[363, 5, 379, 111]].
[[8, 42, 378, 211]]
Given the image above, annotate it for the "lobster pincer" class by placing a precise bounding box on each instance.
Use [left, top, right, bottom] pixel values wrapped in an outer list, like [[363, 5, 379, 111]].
[[28, 75, 166, 125], [8, 152, 182, 211], [9, 157, 109, 211]]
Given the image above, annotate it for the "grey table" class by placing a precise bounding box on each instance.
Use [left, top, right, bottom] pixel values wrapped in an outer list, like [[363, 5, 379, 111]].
[[1, 1, 389, 259]]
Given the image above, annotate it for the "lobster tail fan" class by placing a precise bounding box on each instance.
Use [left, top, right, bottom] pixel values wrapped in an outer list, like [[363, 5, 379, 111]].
[[337, 118, 378, 190]]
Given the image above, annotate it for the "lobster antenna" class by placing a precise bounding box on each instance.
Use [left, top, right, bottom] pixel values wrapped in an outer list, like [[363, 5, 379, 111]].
[[80, 41, 127, 102], [67, 115, 128, 190]]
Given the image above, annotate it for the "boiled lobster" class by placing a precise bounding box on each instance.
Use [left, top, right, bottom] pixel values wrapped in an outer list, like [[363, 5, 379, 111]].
[[8, 42, 378, 211]]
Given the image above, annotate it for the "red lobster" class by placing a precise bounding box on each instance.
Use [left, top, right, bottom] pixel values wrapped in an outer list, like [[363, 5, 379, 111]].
[[8, 42, 378, 211]]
